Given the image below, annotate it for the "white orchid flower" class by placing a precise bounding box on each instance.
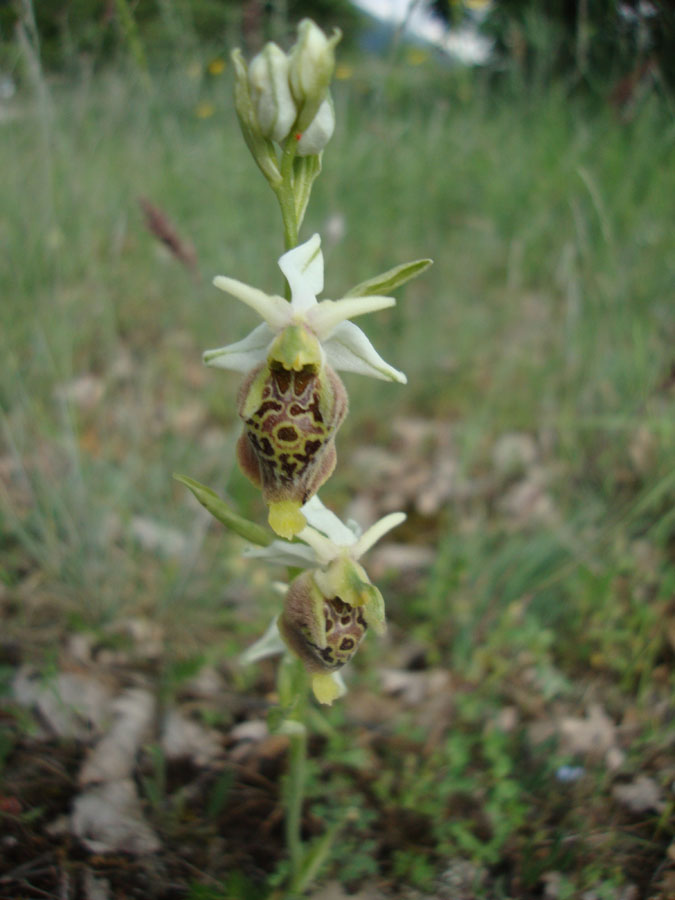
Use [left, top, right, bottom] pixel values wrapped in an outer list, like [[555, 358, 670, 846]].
[[203, 233, 407, 384], [242, 496, 405, 705]]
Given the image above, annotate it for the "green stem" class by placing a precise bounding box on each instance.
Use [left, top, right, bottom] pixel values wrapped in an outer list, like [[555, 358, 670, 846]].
[[286, 725, 308, 878], [281, 657, 309, 891], [275, 135, 300, 260]]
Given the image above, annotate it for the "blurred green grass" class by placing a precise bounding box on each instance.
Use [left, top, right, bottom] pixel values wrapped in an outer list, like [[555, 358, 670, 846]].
[[1, 57, 674, 894]]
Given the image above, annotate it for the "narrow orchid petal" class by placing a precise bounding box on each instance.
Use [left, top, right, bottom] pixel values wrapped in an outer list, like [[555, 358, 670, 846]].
[[202, 322, 274, 372], [278, 233, 323, 313], [244, 540, 318, 568], [323, 320, 407, 383], [239, 617, 286, 665], [353, 512, 407, 560], [301, 496, 358, 546], [213, 275, 290, 330], [308, 294, 396, 340], [296, 525, 338, 565]]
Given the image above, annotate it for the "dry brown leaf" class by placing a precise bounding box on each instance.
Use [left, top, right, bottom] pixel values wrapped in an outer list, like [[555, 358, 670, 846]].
[[438, 858, 487, 896], [368, 543, 434, 578], [103, 617, 165, 662], [130, 516, 189, 558], [71, 779, 160, 855], [308, 881, 385, 900], [82, 867, 112, 900], [53, 374, 104, 411], [497, 467, 557, 527], [380, 668, 451, 706], [184, 665, 227, 699], [79, 688, 155, 785], [559, 704, 617, 758], [12, 668, 113, 740], [628, 425, 656, 474], [161, 709, 223, 766], [492, 432, 538, 476], [612, 775, 665, 814]]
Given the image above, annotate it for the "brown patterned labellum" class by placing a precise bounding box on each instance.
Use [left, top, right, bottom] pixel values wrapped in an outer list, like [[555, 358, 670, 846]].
[[279, 572, 368, 674], [236, 360, 348, 509]]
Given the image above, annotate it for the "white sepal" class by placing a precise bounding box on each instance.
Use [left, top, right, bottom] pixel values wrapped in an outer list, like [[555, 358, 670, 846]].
[[244, 540, 318, 568], [203, 322, 274, 372], [322, 320, 407, 383], [239, 617, 286, 664], [301, 495, 358, 546]]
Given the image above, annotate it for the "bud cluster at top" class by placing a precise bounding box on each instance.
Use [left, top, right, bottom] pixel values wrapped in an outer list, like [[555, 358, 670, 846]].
[[235, 19, 341, 158]]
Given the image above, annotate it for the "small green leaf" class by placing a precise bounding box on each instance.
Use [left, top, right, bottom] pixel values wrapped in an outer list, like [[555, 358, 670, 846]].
[[173, 474, 272, 546], [289, 819, 344, 895], [344, 258, 433, 298]]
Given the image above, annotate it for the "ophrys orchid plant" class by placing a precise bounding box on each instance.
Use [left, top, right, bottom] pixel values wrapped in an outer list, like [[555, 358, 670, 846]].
[[176, 17, 431, 897]]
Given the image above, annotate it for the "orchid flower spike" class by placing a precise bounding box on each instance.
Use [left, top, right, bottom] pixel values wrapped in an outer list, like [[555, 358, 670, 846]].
[[204, 234, 406, 540], [244, 496, 406, 704]]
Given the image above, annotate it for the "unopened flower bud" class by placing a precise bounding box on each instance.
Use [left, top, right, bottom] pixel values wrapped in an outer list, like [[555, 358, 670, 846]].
[[236, 325, 348, 539], [249, 42, 297, 143], [288, 19, 341, 131], [296, 96, 335, 156], [231, 49, 282, 187]]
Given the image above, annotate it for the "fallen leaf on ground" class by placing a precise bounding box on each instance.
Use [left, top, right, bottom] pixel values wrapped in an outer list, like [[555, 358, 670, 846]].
[[380, 668, 451, 706], [12, 668, 113, 740], [309, 881, 385, 900], [492, 431, 538, 476], [104, 617, 165, 661], [161, 709, 223, 766], [559, 704, 617, 758], [612, 774, 665, 814], [79, 688, 155, 785], [82, 867, 112, 900], [497, 467, 557, 527], [71, 779, 160, 854], [130, 516, 189, 558], [54, 374, 104, 410], [368, 542, 434, 578]]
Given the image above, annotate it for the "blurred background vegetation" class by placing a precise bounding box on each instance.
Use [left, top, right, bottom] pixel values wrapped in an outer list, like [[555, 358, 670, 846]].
[[0, 2, 674, 898], [1, 0, 674, 88]]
